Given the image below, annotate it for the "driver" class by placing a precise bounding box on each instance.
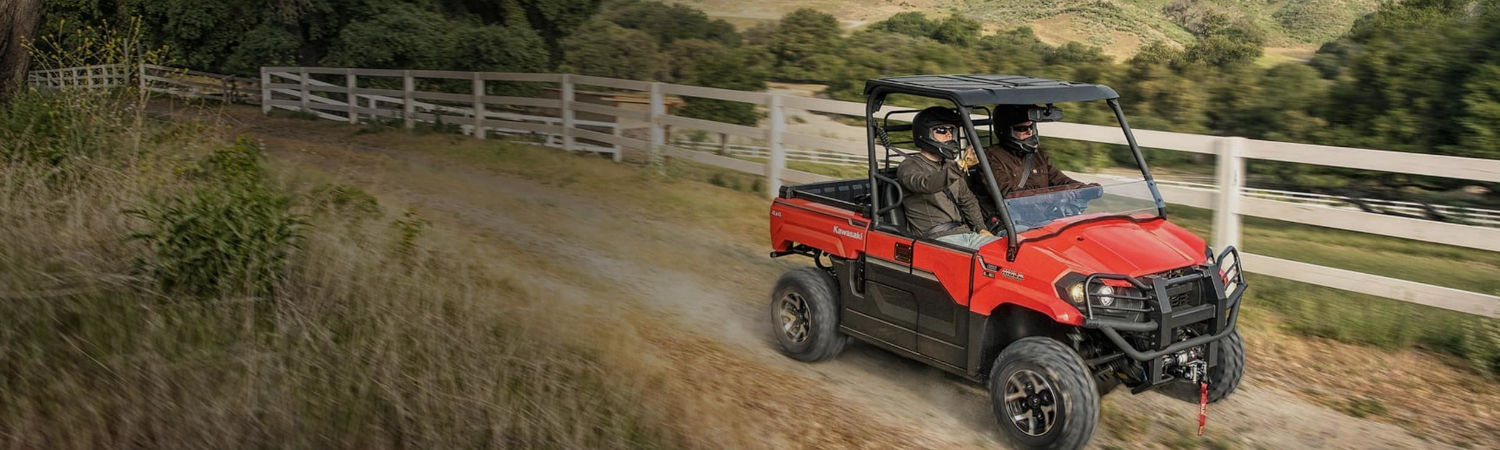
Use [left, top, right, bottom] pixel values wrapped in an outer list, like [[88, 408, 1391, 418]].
[[984, 105, 1083, 197], [897, 106, 1000, 249]]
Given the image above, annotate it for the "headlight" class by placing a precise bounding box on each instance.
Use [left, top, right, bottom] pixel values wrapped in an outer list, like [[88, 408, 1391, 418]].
[[1068, 283, 1086, 304], [1094, 285, 1116, 306]]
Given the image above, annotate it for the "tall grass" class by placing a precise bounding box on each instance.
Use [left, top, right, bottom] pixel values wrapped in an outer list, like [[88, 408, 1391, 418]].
[[0, 69, 693, 449]]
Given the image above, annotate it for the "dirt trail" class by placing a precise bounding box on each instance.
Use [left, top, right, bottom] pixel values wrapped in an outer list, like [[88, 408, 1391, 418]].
[[180, 105, 1467, 449]]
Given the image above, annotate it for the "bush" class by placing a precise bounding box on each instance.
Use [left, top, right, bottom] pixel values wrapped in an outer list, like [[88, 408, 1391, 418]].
[[0, 91, 102, 167], [126, 139, 306, 298]]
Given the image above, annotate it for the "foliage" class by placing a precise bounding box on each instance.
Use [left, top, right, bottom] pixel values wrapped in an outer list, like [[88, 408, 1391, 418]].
[[559, 20, 662, 79], [38, 0, 598, 75], [601, 0, 738, 46], [222, 23, 302, 76], [320, 4, 457, 69], [870, 12, 979, 46], [675, 47, 770, 126], [126, 138, 306, 298], [1313, 0, 1500, 166], [769, 8, 841, 81], [870, 12, 936, 38], [0, 90, 103, 167], [931, 15, 981, 47], [448, 23, 550, 72]]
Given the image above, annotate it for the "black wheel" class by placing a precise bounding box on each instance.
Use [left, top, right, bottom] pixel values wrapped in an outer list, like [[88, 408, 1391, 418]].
[[1206, 330, 1244, 403], [988, 337, 1099, 450], [769, 268, 846, 362]]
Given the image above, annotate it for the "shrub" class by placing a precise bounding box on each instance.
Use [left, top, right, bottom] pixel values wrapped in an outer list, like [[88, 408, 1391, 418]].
[[126, 139, 306, 298]]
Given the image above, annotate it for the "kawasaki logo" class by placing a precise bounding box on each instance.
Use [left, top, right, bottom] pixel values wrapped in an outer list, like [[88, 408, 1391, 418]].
[[833, 226, 864, 240]]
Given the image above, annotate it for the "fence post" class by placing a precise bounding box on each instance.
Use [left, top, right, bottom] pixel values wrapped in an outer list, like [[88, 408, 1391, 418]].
[[403, 71, 415, 130], [346, 70, 358, 124], [260, 67, 271, 115], [472, 72, 485, 140], [1212, 137, 1246, 252], [718, 132, 729, 155], [141, 64, 150, 96], [649, 82, 665, 171], [561, 74, 576, 152], [611, 122, 623, 163], [766, 94, 787, 199], [298, 67, 310, 113]]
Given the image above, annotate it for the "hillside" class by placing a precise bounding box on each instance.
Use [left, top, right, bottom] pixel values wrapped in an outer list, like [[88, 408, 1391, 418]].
[[665, 0, 1386, 59]]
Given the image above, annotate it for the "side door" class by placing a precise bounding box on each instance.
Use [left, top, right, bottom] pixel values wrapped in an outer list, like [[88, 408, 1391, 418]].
[[842, 229, 919, 352], [908, 240, 975, 370]]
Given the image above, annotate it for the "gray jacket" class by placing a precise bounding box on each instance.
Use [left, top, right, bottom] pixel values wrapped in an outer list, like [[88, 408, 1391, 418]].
[[896, 154, 986, 238]]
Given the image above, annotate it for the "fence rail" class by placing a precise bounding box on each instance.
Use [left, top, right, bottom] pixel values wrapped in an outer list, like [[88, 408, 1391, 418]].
[[27, 64, 1500, 318], [27, 63, 262, 104]]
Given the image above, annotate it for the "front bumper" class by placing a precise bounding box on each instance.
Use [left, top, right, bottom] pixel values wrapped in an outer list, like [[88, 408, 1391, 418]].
[[1078, 247, 1247, 387]]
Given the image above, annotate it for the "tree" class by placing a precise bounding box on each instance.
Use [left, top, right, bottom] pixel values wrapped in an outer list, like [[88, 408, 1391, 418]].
[[120, 0, 262, 71], [769, 9, 841, 79], [1457, 64, 1500, 159], [559, 20, 661, 80], [931, 15, 979, 47], [470, 0, 601, 60], [0, 0, 42, 104], [449, 24, 550, 73], [870, 12, 935, 38], [676, 46, 770, 125], [972, 27, 1049, 75], [664, 39, 727, 83], [320, 4, 457, 69], [602, 0, 738, 47], [223, 23, 301, 76]]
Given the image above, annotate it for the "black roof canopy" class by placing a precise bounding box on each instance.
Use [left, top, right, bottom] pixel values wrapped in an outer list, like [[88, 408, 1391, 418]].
[[864, 74, 1118, 106]]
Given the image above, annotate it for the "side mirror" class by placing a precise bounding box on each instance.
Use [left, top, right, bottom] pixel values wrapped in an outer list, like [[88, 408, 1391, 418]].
[[1027, 105, 1063, 122]]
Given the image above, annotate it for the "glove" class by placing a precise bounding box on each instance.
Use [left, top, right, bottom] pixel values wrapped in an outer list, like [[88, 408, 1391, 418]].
[[956, 149, 979, 171]]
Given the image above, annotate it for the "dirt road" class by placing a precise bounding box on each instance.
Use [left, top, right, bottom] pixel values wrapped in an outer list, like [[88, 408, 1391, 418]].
[[188, 105, 1472, 449]]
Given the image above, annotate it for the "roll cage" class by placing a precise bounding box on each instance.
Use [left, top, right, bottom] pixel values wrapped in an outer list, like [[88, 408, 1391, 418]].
[[862, 75, 1167, 261]]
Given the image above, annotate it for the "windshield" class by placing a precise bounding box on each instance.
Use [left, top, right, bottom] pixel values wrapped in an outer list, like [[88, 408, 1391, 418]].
[[1004, 179, 1161, 233]]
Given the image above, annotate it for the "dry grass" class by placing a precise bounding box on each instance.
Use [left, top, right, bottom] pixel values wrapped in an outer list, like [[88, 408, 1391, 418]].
[[0, 89, 705, 448]]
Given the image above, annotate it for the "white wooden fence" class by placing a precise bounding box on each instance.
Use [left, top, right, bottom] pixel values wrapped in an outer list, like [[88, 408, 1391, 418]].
[[258, 68, 622, 159], [28, 63, 262, 104], [27, 64, 1500, 318]]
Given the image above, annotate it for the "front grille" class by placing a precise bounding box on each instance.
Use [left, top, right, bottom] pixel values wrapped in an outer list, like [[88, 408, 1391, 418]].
[[1168, 289, 1195, 309], [1148, 267, 1205, 310]]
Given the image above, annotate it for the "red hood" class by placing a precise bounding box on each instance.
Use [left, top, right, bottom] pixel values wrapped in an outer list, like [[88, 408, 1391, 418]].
[[1000, 217, 1206, 278]]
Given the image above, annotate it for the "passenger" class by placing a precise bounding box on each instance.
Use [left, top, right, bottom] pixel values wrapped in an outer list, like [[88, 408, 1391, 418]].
[[897, 106, 1001, 249], [984, 105, 1083, 197]]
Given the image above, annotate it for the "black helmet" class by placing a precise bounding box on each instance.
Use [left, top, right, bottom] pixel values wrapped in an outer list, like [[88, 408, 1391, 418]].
[[912, 106, 963, 160], [997, 105, 1040, 155]]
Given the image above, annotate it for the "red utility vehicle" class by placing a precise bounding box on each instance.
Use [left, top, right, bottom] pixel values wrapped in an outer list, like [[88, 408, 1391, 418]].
[[768, 75, 1247, 449]]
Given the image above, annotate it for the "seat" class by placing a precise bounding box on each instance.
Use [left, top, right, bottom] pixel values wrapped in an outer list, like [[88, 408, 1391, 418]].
[[873, 168, 908, 235]]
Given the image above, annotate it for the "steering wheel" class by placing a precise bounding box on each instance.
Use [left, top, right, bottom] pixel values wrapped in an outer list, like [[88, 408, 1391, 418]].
[[991, 183, 1104, 232]]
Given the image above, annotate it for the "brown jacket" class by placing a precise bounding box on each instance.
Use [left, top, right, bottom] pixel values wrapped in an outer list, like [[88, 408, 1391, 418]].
[[983, 145, 1079, 197], [897, 154, 986, 238]]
